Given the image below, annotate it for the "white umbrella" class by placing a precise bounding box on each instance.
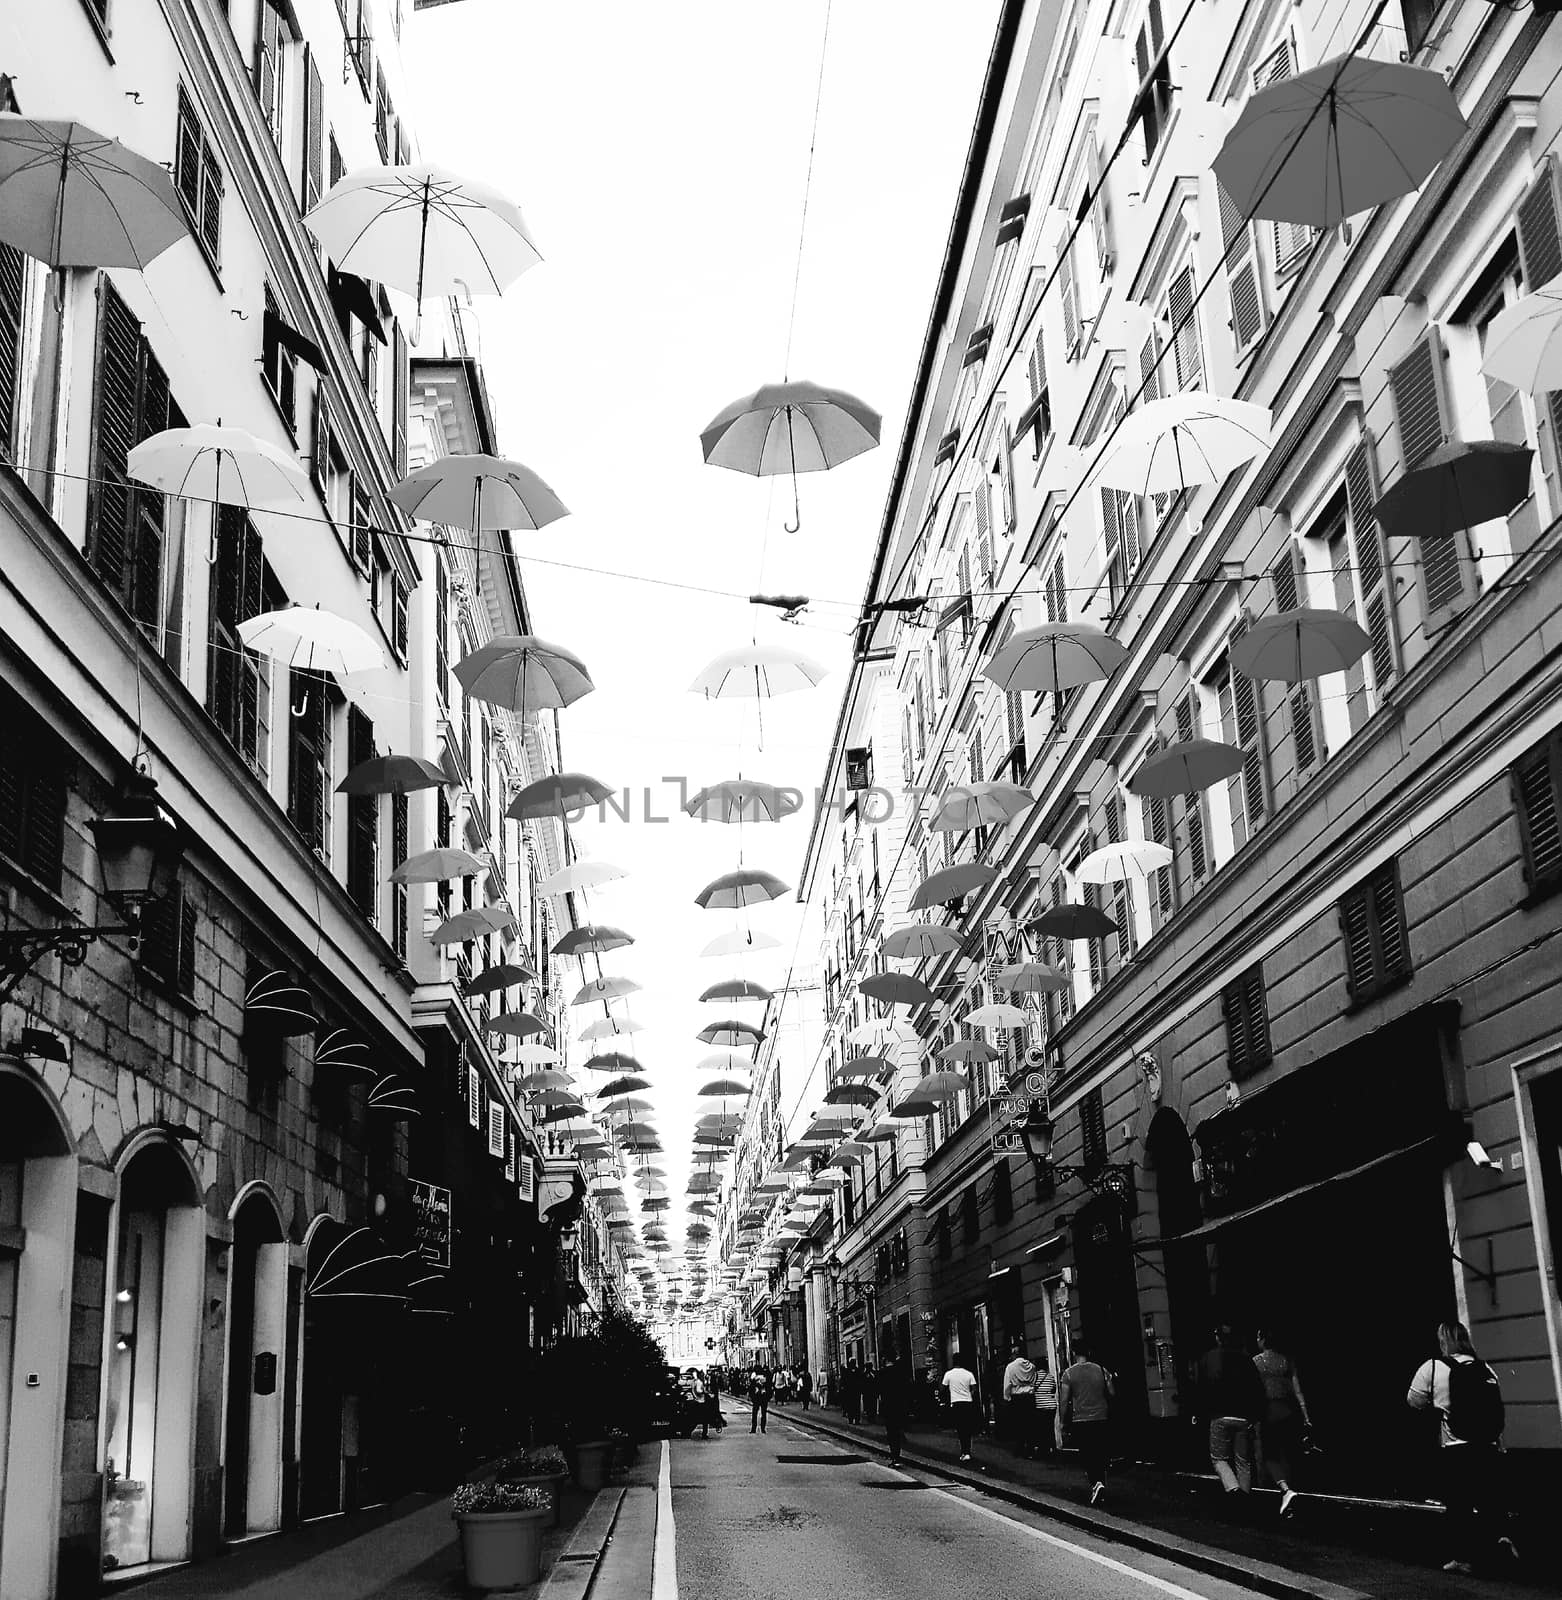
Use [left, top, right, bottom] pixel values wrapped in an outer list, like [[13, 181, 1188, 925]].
[[996, 962, 1070, 994], [506, 1042, 561, 1066], [1092, 393, 1272, 498], [700, 927, 782, 958], [128, 423, 312, 509], [690, 645, 827, 699], [238, 606, 384, 675], [537, 859, 628, 897], [389, 451, 567, 532], [964, 1003, 1028, 1030], [1075, 841, 1174, 885], [580, 1014, 643, 1042], [846, 1018, 918, 1050], [389, 847, 487, 884], [984, 623, 1127, 694], [305, 163, 540, 307], [570, 975, 641, 1006], [1482, 278, 1562, 395], [1231, 609, 1372, 683]]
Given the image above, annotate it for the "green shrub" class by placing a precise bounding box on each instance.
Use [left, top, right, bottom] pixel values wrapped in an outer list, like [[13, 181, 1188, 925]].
[[451, 1481, 548, 1515]]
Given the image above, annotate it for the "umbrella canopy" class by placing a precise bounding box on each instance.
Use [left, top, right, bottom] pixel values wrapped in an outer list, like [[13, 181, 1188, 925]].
[[835, 1052, 894, 1079], [597, 1074, 652, 1098], [909, 862, 998, 909], [699, 978, 774, 1003], [570, 975, 641, 1006], [695, 867, 791, 909], [1029, 902, 1118, 940], [984, 623, 1127, 694], [509, 771, 612, 821], [996, 961, 1071, 995], [965, 1002, 1028, 1030], [698, 1077, 753, 1097], [931, 782, 1035, 833], [537, 858, 628, 897], [690, 646, 827, 699], [337, 754, 447, 797], [825, 1082, 880, 1107], [685, 780, 802, 825], [521, 1068, 575, 1094], [128, 423, 312, 509], [506, 1042, 561, 1066], [859, 1121, 901, 1144], [488, 1010, 550, 1039], [700, 927, 782, 957], [1076, 841, 1174, 885], [939, 1038, 1000, 1065], [389, 846, 487, 884], [579, 1014, 643, 1042], [1212, 52, 1468, 230], [430, 906, 516, 944], [600, 1094, 654, 1116], [1371, 439, 1534, 542], [583, 1051, 645, 1074], [389, 451, 567, 532], [1093, 393, 1272, 497], [237, 606, 383, 675], [696, 1019, 764, 1048], [528, 1087, 582, 1110], [553, 924, 634, 957], [1482, 278, 1562, 395], [454, 636, 594, 717], [464, 960, 537, 996], [846, 1017, 919, 1049], [1230, 609, 1371, 684], [881, 924, 963, 961], [0, 115, 191, 268], [1129, 739, 1245, 799], [858, 971, 936, 1008], [305, 163, 541, 304], [694, 1049, 757, 1075]]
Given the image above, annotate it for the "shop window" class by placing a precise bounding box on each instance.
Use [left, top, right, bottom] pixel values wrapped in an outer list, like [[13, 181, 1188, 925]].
[[1339, 859, 1412, 1006], [0, 681, 69, 892], [1513, 729, 1562, 902], [1222, 963, 1272, 1079], [139, 879, 197, 998], [174, 85, 223, 268]]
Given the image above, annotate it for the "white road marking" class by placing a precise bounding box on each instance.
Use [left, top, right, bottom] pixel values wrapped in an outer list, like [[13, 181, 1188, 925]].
[[652, 1438, 678, 1600]]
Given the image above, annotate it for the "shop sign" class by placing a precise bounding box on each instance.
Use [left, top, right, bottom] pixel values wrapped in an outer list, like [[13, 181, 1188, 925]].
[[410, 1179, 452, 1268]]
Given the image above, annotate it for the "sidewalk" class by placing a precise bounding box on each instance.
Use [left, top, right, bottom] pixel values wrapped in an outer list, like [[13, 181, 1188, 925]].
[[770, 1401, 1550, 1600]]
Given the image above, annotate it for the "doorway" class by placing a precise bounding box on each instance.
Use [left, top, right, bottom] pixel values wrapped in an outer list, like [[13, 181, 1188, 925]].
[[1072, 1197, 1146, 1419], [223, 1191, 287, 1539]]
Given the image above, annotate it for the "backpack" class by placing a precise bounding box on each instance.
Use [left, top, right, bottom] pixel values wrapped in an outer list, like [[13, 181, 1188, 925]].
[[1441, 1357, 1504, 1445]]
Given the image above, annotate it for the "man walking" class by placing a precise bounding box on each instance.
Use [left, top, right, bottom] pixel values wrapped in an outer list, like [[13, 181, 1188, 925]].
[[749, 1364, 772, 1434], [1002, 1340, 1040, 1459], [880, 1351, 910, 1466], [1196, 1325, 1264, 1501], [796, 1360, 811, 1411], [1058, 1341, 1115, 1505], [940, 1350, 981, 1463]]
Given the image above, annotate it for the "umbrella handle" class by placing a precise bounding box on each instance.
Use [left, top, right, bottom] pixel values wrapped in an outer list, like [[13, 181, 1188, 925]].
[[784, 408, 801, 533], [207, 450, 224, 564]]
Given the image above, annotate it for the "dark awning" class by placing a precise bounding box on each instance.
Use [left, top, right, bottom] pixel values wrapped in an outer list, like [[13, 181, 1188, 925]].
[[245, 970, 317, 1037], [314, 1027, 374, 1078], [401, 1255, 458, 1317], [306, 1218, 409, 1302], [327, 266, 386, 343], [367, 1073, 421, 1117], [263, 306, 326, 373]]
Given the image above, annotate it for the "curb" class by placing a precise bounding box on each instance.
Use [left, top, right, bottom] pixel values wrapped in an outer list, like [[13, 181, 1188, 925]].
[[774, 1406, 1371, 1600]]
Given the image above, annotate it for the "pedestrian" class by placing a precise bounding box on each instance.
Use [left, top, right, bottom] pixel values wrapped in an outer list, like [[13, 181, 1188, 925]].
[[797, 1360, 811, 1411], [1001, 1340, 1040, 1459], [1033, 1356, 1059, 1458], [940, 1350, 981, 1463], [879, 1352, 910, 1466], [1407, 1319, 1518, 1574], [749, 1364, 772, 1434], [1252, 1328, 1311, 1516], [1196, 1324, 1265, 1502], [688, 1369, 713, 1439], [1057, 1341, 1116, 1506], [862, 1360, 879, 1422], [842, 1359, 861, 1424]]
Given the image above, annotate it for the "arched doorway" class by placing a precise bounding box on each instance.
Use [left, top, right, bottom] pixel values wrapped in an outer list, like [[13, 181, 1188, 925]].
[[0, 1059, 77, 1600], [1071, 1195, 1145, 1420], [102, 1134, 203, 1573], [1146, 1109, 1211, 1424], [224, 1188, 287, 1538]]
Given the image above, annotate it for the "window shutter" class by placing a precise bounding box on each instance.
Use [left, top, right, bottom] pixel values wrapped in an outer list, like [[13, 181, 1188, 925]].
[[1228, 657, 1267, 831], [1339, 881, 1375, 1002], [1373, 865, 1409, 978], [467, 1063, 481, 1128], [1420, 525, 1473, 623], [347, 705, 377, 916], [140, 883, 180, 986], [518, 1153, 535, 1203], [1059, 247, 1080, 355], [1272, 548, 1324, 772], [311, 384, 330, 493], [1049, 553, 1067, 623], [435, 559, 449, 704], [392, 574, 408, 659], [254, 0, 280, 135], [1027, 317, 1048, 398], [351, 479, 372, 570], [1388, 331, 1449, 469], [1139, 333, 1160, 406], [392, 320, 409, 477], [175, 89, 202, 218], [130, 350, 171, 634], [392, 790, 409, 958], [1218, 179, 1266, 355], [1168, 265, 1203, 390], [0, 244, 24, 455], [22, 751, 65, 892], [1251, 37, 1312, 272], [374, 63, 389, 161], [1344, 436, 1397, 691], [1144, 789, 1175, 926], [1222, 974, 1250, 1073], [200, 135, 223, 263], [1173, 694, 1208, 882], [1079, 1089, 1106, 1172], [1087, 139, 1112, 271], [1513, 737, 1562, 894], [177, 894, 198, 996], [1512, 163, 1562, 471], [89, 279, 141, 594], [1330, 527, 1368, 734], [1339, 860, 1410, 1003], [302, 46, 324, 212], [487, 1101, 506, 1159]]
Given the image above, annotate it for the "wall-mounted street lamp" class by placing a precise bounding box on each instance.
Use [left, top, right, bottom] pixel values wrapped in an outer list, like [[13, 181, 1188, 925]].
[[0, 770, 183, 1005], [1018, 1100, 1133, 1205]]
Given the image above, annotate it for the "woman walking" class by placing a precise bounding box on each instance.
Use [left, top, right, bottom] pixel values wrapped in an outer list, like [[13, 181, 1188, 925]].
[[1252, 1328, 1310, 1516]]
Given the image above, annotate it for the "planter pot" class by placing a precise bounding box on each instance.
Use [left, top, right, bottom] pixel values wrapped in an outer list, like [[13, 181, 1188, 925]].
[[454, 1506, 551, 1592], [571, 1440, 613, 1492], [503, 1472, 567, 1528]]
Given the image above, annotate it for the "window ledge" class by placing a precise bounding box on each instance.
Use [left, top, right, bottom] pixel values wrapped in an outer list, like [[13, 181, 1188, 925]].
[[1343, 970, 1414, 1015]]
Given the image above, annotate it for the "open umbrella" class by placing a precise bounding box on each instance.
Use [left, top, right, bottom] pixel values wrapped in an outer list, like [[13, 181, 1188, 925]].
[[488, 1010, 550, 1039], [965, 1002, 1028, 1030], [1129, 739, 1244, 799], [305, 163, 540, 309], [0, 115, 191, 268], [237, 606, 384, 675], [597, 1074, 652, 1099], [390, 847, 487, 884], [1076, 841, 1173, 885], [700, 927, 782, 957], [858, 971, 936, 1007], [529, 1087, 582, 1110], [1481, 278, 1562, 395], [570, 975, 641, 1006], [455, 636, 594, 717], [464, 959, 537, 996], [521, 1069, 576, 1094], [698, 1077, 752, 1097], [582, 1051, 645, 1074], [690, 646, 827, 699], [846, 1018, 919, 1050], [684, 779, 802, 824], [909, 862, 998, 909], [697, 1019, 764, 1048], [835, 1053, 894, 1079], [579, 1014, 643, 1042], [430, 906, 516, 944], [338, 754, 447, 797], [1371, 439, 1533, 543], [1029, 902, 1117, 940], [881, 924, 962, 960], [1230, 609, 1371, 683], [695, 867, 791, 909], [509, 771, 613, 821], [931, 782, 1035, 834], [128, 423, 312, 511], [695, 1050, 757, 1076], [537, 859, 627, 897], [699, 978, 774, 1003], [825, 1082, 880, 1107], [389, 451, 567, 532], [700, 379, 881, 531], [1212, 52, 1468, 230], [506, 1041, 560, 1066], [553, 924, 634, 958], [984, 623, 1128, 695], [996, 962, 1070, 994], [1093, 393, 1272, 497], [939, 1039, 1000, 1065]]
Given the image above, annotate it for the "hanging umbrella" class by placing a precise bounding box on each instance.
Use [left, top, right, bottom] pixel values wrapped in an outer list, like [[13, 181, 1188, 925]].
[[881, 924, 962, 960], [698, 1077, 752, 1097], [697, 1019, 765, 1048], [700, 380, 881, 531], [506, 1041, 561, 1066], [685, 780, 802, 824], [700, 927, 782, 957], [389, 451, 567, 532], [431, 906, 516, 944], [984, 623, 1128, 694], [1129, 739, 1245, 799], [695, 1050, 757, 1076], [338, 754, 447, 797], [996, 961, 1071, 995], [1212, 53, 1468, 230], [1076, 841, 1174, 885], [553, 924, 633, 957], [0, 115, 191, 268], [835, 1053, 894, 1079], [521, 1068, 576, 1094], [540, 1104, 590, 1127], [529, 1087, 583, 1110], [570, 975, 641, 1006], [305, 163, 540, 308], [691, 645, 827, 700], [599, 1094, 654, 1116], [538, 859, 628, 897], [390, 847, 487, 884], [695, 867, 791, 909], [579, 1014, 643, 1042], [465, 959, 537, 996], [1230, 609, 1371, 684], [1481, 277, 1562, 394], [366, 1074, 421, 1117], [454, 636, 594, 717], [489, 1010, 550, 1040], [128, 423, 312, 510], [699, 977, 774, 1003], [965, 1002, 1028, 1030], [1371, 439, 1533, 543], [825, 1082, 880, 1107], [237, 606, 384, 675], [583, 1051, 645, 1073], [827, 1141, 871, 1168], [846, 1018, 919, 1050], [597, 1074, 652, 1098], [909, 862, 998, 909], [939, 1038, 1000, 1065], [1093, 393, 1272, 498], [931, 782, 1035, 834], [509, 772, 613, 820], [1029, 902, 1118, 940], [858, 971, 936, 1007], [859, 1121, 900, 1144]]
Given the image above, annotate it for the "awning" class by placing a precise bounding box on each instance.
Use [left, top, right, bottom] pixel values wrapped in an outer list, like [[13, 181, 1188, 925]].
[[367, 1074, 421, 1117], [327, 266, 386, 343], [245, 970, 317, 1037], [307, 1218, 409, 1303], [314, 1027, 374, 1078], [402, 1255, 458, 1317], [263, 306, 326, 373]]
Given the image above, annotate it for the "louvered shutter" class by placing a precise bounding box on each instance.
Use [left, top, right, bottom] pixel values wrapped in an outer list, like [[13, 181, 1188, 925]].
[[208, 509, 241, 738], [391, 790, 409, 957], [1272, 547, 1324, 772], [1330, 527, 1368, 733], [351, 479, 372, 570], [1228, 655, 1267, 833], [1173, 694, 1208, 882], [1135, 25, 1161, 157], [1028, 317, 1047, 398], [1513, 162, 1562, 486], [1050, 554, 1067, 623], [1344, 437, 1397, 692], [1339, 881, 1376, 1003], [199, 136, 223, 262], [1087, 139, 1112, 270], [177, 895, 198, 996], [311, 383, 330, 492], [1254, 38, 1312, 272], [1059, 247, 1080, 355], [374, 62, 389, 161], [175, 90, 202, 218], [1105, 796, 1135, 957], [1513, 737, 1562, 893], [132, 351, 172, 633], [1219, 179, 1266, 355], [1388, 332, 1449, 468], [1139, 333, 1160, 405], [89, 280, 141, 594], [1243, 966, 1271, 1066], [518, 1153, 535, 1203], [0, 244, 23, 455], [22, 745, 65, 891], [1373, 865, 1409, 979], [355, 0, 375, 88], [140, 883, 180, 985], [1145, 789, 1175, 926], [303, 46, 324, 212], [347, 705, 377, 915], [392, 320, 409, 477], [1100, 484, 1122, 601], [1079, 1089, 1106, 1172], [392, 575, 408, 659], [467, 1063, 481, 1128], [1168, 265, 1203, 390], [435, 559, 449, 704], [487, 1100, 506, 1159], [239, 523, 266, 768], [254, 0, 280, 137], [1222, 974, 1250, 1073]]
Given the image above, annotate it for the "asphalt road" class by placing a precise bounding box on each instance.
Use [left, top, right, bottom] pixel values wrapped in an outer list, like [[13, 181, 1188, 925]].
[[668, 1405, 1270, 1600]]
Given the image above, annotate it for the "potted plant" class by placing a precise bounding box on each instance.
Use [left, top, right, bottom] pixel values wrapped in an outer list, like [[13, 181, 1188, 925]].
[[535, 1333, 615, 1490], [495, 1446, 569, 1528], [606, 1425, 636, 1475], [451, 1480, 550, 1591]]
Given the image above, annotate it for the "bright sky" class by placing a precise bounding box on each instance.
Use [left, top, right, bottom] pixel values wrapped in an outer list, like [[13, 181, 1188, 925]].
[[403, 0, 1001, 1306]]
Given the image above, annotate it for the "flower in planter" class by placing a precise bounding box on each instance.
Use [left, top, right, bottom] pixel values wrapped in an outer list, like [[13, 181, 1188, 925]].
[[498, 1444, 567, 1480], [452, 1481, 549, 1516]]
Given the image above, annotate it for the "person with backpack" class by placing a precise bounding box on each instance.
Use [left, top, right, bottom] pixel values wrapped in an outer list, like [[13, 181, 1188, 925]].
[[1407, 1320, 1517, 1574]]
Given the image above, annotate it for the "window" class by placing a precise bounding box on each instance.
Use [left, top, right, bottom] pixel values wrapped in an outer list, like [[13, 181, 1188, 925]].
[[261, 286, 297, 429], [1222, 964, 1272, 1078], [1343, 436, 1400, 698], [1163, 262, 1204, 393], [174, 86, 223, 268], [1086, 138, 1113, 274], [1401, 0, 1440, 55], [1326, 512, 1368, 736], [1100, 400, 1143, 609], [1102, 795, 1138, 962], [140, 880, 197, 998], [208, 508, 275, 776], [435, 558, 450, 707], [1219, 177, 1269, 359], [392, 321, 409, 476], [391, 790, 409, 958], [253, 0, 289, 151], [0, 681, 69, 892], [1339, 858, 1412, 1005], [1217, 654, 1267, 850], [88, 280, 187, 634], [346, 705, 378, 918], [301, 46, 324, 214], [936, 1209, 952, 1260], [1133, 0, 1173, 162], [374, 62, 391, 162], [349, 0, 374, 98], [1513, 729, 1562, 901], [961, 1185, 980, 1244], [1251, 37, 1313, 276], [1079, 1088, 1106, 1173], [288, 668, 333, 857], [1515, 161, 1562, 511], [1269, 546, 1327, 777], [992, 1156, 1013, 1225]]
